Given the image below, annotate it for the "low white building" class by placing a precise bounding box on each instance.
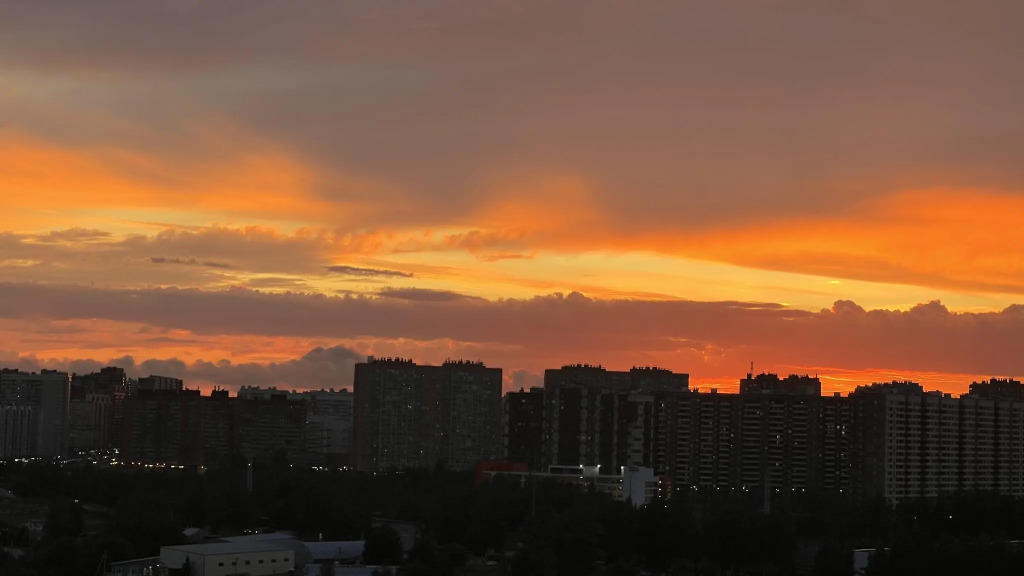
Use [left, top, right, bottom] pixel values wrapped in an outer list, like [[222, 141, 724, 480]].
[[160, 542, 295, 576], [483, 464, 661, 506], [107, 556, 162, 576]]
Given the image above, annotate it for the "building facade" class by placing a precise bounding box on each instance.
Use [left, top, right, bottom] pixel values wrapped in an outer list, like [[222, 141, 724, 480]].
[[72, 367, 128, 450], [847, 379, 1024, 501], [541, 365, 689, 469], [353, 357, 502, 471], [0, 369, 71, 458], [504, 387, 545, 467], [121, 385, 321, 467], [737, 373, 823, 493]]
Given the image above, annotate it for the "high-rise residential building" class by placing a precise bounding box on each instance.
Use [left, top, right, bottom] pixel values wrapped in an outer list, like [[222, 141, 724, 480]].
[[121, 387, 205, 465], [541, 365, 689, 470], [237, 386, 354, 467], [504, 387, 545, 467], [137, 375, 184, 392], [353, 358, 431, 471], [849, 381, 962, 501], [68, 393, 112, 452], [691, 390, 740, 490], [202, 389, 236, 467], [0, 404, 35, 459], [821, 392, 852, 493], [303, 389, 354, 468], [651, 387, 699, 495], [72, 367, 128, 450], [0, 369, 70, 458], [737, 373, 823, 493], [236, 392, 316, 466], [122, 384, 321, 467], [962, 378, 1024, 496], [435, 360, 503, 470], [352, 357, 502, 472]]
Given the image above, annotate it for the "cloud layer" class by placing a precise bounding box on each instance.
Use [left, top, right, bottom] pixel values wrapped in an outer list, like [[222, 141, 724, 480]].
[[3, 1, 1023, 392], [0, 283, 1021, 392]]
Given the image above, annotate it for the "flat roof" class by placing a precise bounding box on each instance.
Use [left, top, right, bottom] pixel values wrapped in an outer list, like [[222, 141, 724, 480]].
[[302, 541, 364, 560], [221, 532, 297, 543], [162, 542, 294, 556], [110, 557, 160, 567]]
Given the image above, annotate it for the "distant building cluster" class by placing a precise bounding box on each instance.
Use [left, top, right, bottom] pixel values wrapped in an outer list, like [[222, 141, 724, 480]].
[[3, 358, 1024, 502], [0, 366, 353, 468], [503, 367, 1024, 502]]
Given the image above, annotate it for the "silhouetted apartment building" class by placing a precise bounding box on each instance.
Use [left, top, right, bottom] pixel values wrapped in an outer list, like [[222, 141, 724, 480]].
[[962, 378, 1024, 496], [821, 392, 852, 493], [68, 392, 112, 452], [71, 367, 128, 450], [543, 371, 825, 495], [353, 357, 502, 471], [651, 385, 741, 487], [0, 369, 70, 458], [437, 360, 503, 470], [353, 358, 436, 471], [304, 388, 354, 467], [504, 387, 545, 467], [121, 387, 205, 465], [843, 379, 1019, 500], [137, 375, 184, 392], [737, 373, 823, 493], [121, 384, 319, 467], [541, 365, 689, 470], [238, 386, 354, 467]]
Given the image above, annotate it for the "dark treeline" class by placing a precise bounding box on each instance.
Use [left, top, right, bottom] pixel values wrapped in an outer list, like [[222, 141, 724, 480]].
[[4, 458, 1024, 575]]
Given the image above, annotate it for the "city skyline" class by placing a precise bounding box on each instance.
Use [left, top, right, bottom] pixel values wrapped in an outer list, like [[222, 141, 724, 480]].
[[9, 359, 1024, 504], [3, 2, 1024, 395], [1, 357, 1017, 399]]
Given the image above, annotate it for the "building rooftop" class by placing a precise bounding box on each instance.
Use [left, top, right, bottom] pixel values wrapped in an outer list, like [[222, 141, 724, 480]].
[[109, 556, 161, 567], [162, 541, 294, 555], [302, 540, 364, 561]]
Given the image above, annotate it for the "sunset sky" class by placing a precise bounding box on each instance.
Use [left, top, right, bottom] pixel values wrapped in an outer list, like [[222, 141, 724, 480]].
[[2, 1, 1023, 394]]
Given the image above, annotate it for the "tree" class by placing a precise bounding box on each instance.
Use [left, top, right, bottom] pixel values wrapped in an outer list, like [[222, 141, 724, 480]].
[[44, 498, 83, 540], [363, 525, 403, 566], [812, 544, 852, 576]]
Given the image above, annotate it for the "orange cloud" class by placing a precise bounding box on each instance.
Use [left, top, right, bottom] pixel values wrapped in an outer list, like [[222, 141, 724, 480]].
[[669, 189, 1024, 294], [396, 186, 1024, 296], [0, 129, 345, 228], [2, 283, 1022, 392]]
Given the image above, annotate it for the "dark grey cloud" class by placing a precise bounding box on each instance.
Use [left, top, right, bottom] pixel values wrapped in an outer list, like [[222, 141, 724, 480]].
[[378, 287, 479, 302], [509, 369, 542, 392], [0, 282, 1022, 378], [0, 344, 362, 391], [325, 265, 413, 278], [4, 1, 1022, 231], [150, 256, 232, 268]]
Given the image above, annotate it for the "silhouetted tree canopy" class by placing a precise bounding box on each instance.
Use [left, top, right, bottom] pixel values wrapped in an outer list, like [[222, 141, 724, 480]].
[[363, 525, 403, 566], [4, 462, 1024, 575]]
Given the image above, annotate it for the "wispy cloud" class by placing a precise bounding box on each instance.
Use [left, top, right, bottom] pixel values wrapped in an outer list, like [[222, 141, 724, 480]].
[[150, 256, 232, 269], [325, 265, 413, 278]]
